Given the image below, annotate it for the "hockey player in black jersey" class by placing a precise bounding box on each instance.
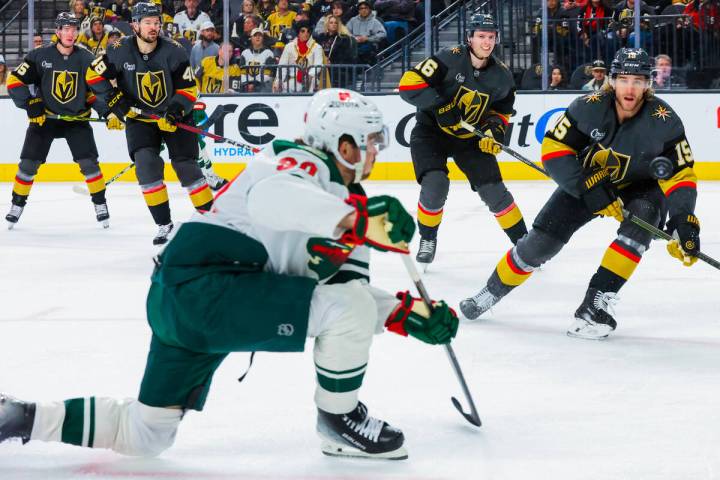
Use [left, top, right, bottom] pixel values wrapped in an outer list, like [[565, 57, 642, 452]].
[[5, 12, 114, 229], [398, 13, 527, 268], [86, 1, 213, 244], [460, 48, 701, 340]]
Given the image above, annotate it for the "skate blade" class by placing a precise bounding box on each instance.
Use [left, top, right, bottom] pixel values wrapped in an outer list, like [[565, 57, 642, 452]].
[[320, 440, 408, 460], [7, 222, 15, 230], [100, 221, 110, 229], [566, 321, 612, 340]]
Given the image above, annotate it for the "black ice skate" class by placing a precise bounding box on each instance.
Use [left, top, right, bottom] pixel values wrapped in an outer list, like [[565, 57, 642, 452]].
[[567, 288, 619, 340], [6, 204, 24, 230], [94, 203, 110, 228], [416, 238, 437, 271], [460, 286, 500, 320], [316, 402, 407, 460], [153, 223, 174, 245], [0, 394, 35, 444]]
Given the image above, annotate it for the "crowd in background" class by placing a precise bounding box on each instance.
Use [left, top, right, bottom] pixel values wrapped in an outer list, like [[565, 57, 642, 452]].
[[530, 0, 719, 89], [25, 0, 432, 92]]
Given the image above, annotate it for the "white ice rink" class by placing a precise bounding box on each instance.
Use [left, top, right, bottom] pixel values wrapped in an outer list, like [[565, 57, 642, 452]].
[[1, 181, 719, 480]]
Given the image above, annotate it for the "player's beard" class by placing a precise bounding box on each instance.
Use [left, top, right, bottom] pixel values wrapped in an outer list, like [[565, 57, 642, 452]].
[[139, 30, 158, 44]]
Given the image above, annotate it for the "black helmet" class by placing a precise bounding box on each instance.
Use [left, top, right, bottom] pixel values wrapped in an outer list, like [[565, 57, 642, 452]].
[[55, 12, 80, 29], [610, 48, 653, 78], [466, 13, 497, 38], [132, 1, 162, 22]]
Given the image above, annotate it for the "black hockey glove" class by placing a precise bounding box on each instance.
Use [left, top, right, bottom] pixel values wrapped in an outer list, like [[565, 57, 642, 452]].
[[479, 116, 507, 142], [158, 102, 184, 133], [26, 97, 46, 126], [435, 103, 462, 129], [666, 213, 700, 266], [107, 89, 136, 120], [578, 168, 624, 222]]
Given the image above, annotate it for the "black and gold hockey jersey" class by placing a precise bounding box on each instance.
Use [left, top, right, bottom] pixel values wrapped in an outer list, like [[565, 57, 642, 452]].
[[7, 44, 105, 117], [77, 31, 110, 56], [541, 89, 697, 218], [86, 35, 198, 117], [398, 44, 515, 139]]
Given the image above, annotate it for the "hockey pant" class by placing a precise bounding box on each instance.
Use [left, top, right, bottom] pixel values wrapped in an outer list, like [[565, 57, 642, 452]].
[[26, 281, 398, 456]]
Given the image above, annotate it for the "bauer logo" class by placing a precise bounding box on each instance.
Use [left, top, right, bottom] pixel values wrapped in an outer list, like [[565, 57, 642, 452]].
[[137, 70, 167, 107], [51, 70, 78, 104], [277, 324, 294, 336]]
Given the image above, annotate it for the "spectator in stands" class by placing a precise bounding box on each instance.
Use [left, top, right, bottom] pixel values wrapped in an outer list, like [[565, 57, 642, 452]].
[[267, 0, 297, 40], [196, 42, 242, 93], [174, 0, 213, 33], [531, 0, 572, 65], [231, 14, 262, 50], [71, 0, 88, 20], [258, 0, 276, 19], [200, 0, 224, 31], [578, 0, 613, 65], [231, 0, 259, 39], [582, 59, 609, 90], [562, 0, 588, 13], [314, 1, 351, 35], [102, 0, 132, 21], [190, 20, 220, 68], [276, 4, 311, 52], [316, 14, 356, 88], [273, 20, 326, 92], [548, 65, 568, 89], [238, 27, 277, 92], [0, 55, 8, 96], [77, 16, 110, 55], [33, 34, 45, 49], [654, 53, 687, 89], [683, 0, 720, 31], [311, 0, 335, 24], [346, 0, 387, 65], [611, 0, 655, 51]]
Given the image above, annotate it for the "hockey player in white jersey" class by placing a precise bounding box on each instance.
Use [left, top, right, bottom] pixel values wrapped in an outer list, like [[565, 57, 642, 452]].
[[0, 89, 459, 460]]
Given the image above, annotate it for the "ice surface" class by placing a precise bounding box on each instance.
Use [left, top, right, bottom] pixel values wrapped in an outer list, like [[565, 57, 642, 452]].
[[1, 181, 719, 480]]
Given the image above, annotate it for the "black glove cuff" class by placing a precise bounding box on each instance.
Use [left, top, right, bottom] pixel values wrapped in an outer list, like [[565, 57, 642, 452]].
[[26, 98, 45, 117], [164, 102, 185, 123], [107, 89, 131, 118], [581, 184, 616, 213], [667, 213, 700, 235], [480, 116, 506, 141]]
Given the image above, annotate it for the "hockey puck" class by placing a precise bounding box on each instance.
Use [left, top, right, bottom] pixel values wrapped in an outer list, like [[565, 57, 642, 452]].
[[649, 156, 673, 180]]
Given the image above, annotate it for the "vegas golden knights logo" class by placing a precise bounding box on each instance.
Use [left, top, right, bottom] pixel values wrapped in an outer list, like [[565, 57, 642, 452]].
[[583, 145, 631, 183], [205, 77, 222, 93], [440, 86, 490, 138], [52, 70, 78, 104], [137, 71, 167, 107]]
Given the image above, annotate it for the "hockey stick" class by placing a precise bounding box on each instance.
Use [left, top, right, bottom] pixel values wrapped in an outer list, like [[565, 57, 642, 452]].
[[135, 109, 262, 154], [459, 120, 549, 176], [46, 114, 107, 122], [399, 253, 482, 427], [620, 209, 720, 270], [72, 163, 136, 195]]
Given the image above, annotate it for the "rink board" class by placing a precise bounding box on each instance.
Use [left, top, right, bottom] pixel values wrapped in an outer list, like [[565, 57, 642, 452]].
[[1, 92, 719, 181]]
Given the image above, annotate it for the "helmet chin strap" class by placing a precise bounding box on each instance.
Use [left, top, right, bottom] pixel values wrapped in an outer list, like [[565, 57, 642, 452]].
[[334, 148, 366, 184]]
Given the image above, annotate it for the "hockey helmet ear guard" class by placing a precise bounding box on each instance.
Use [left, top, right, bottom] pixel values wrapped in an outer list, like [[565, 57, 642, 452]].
[[303, 89, 386, 183]]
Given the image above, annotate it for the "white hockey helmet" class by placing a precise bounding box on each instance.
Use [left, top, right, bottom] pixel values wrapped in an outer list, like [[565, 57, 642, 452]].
[[303, 89, 388, 182]]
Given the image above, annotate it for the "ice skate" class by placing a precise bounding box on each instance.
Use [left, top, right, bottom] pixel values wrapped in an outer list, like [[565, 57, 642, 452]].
[[459, 286, 500, 320], [567, 288, 618, 340], [6, 204, 24, 230], [202, 166, 228, 191], [94, 203, 110, 228], [416, 237, 436, 272], [317, 402, 407, 460], [153, 223, 174, 245], [0, 394, 35, 444]]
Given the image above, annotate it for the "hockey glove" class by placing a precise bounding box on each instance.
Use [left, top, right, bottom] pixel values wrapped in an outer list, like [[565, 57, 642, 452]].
[[435, 103, 462, 130], [26, 98, 46, 126], [158, 102, 184, 133], [106, 113, 125, 130], [477, 117, 506, 156], [306, 237, 355, 281], [579, 168, 624, 222], [385, 291, 459, 345], [666, 214, 700, 266], [106, 89, 137, 121], [343, 194, 415, 253]]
